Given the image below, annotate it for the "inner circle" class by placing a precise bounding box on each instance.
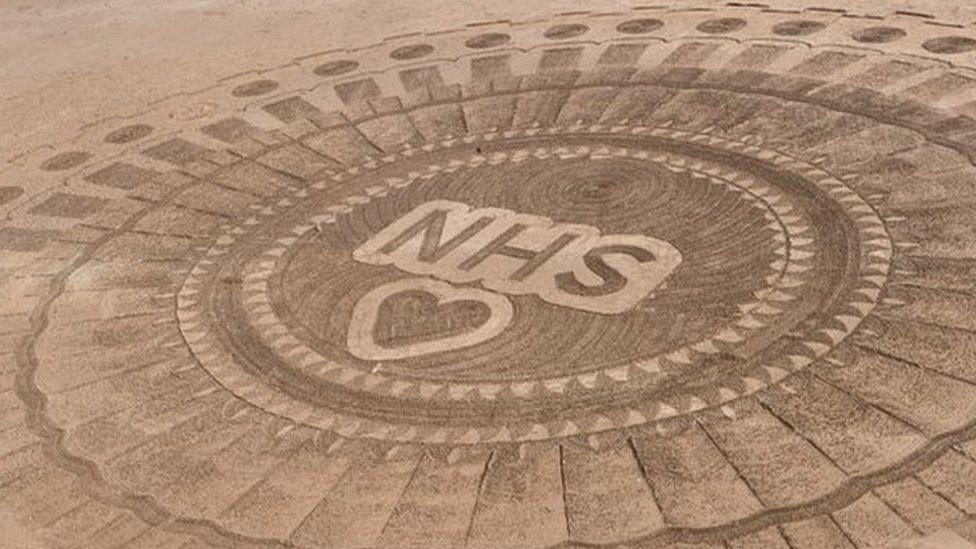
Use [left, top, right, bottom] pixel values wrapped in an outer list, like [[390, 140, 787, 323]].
[[272, 150, 784, 383], [182, 129, 870, 439]]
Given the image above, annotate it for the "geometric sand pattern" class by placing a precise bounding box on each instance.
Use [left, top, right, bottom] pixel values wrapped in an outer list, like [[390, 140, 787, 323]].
[[4, 4, 976, 548]]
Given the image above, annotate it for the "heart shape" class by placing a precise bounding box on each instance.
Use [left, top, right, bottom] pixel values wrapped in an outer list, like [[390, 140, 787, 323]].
[[347, 278, 513, 361], [373, 290, 493, 349]]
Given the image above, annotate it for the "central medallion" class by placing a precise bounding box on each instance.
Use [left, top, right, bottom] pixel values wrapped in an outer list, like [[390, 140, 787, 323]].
[[269, 144, 788, 384], [176, 128, 886, 444]]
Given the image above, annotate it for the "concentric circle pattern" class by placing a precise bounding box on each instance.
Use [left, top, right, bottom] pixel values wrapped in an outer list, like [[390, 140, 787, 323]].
[[5, 5, 976, 549]]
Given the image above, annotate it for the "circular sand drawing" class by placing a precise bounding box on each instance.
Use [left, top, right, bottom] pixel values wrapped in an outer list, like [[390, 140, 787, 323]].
[[5, 6, 976, 549]]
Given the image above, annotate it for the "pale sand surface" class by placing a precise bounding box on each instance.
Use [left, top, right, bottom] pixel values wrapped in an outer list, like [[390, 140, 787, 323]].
[[4, 2, 976, 548]]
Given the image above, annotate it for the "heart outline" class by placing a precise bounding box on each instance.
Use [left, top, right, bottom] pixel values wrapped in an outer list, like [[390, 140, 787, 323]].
[[347, 277, 514, 361]]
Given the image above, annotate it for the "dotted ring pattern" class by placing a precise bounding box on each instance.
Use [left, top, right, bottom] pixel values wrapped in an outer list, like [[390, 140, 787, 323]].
[[30, 9, 976, 170]]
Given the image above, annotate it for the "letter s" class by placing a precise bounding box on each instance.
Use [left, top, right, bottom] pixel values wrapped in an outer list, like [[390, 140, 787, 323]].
[[554, 244, 657, 297]]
